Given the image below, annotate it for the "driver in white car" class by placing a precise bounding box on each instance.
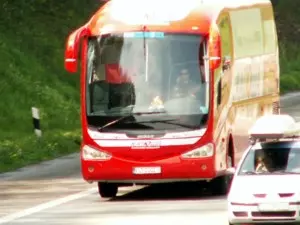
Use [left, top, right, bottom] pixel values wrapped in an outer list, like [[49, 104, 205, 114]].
[[255, 153, 269, 173]]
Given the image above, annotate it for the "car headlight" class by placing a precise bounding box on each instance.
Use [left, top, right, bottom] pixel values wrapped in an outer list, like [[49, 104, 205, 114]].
[[181, 143, 214, 158], [228, 193, 255, 206], [229, 199, 257, 207], [82, 145, 112, 160]]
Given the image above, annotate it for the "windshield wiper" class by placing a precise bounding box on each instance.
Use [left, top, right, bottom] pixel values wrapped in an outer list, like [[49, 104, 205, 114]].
[[97, 111, 165, 131], [272, 170, 300, 175], [285, 171, 300, 174], [241, 171, 257, 175], [124, 119, 196, 129]]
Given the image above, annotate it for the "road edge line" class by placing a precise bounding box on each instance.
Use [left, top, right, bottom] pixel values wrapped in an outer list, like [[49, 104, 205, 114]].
[[0, 187, 97, 224]]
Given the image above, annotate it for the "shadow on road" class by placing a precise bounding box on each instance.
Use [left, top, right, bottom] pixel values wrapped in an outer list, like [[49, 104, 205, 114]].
[[108, 182, 227, 202]]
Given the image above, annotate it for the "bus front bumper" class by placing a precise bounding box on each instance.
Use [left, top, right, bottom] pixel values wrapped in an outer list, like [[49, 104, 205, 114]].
[[81, 155, 216, 183]]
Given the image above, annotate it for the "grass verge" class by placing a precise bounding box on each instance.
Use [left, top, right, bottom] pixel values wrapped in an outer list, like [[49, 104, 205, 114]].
[[279, 42, 300, 94], [275, 0, 300, 93], [0, 130, 81, 172], [0, 1, 99, 173]]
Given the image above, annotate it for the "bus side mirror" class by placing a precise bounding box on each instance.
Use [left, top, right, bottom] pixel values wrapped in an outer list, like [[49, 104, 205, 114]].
[[64, 26, 90, 73], [208, 23, 221, 70], [222, 56, 231, 71]]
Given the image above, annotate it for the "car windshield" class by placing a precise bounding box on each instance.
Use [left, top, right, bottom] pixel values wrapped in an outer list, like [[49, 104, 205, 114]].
[[238, 143, 300, 175], [85, 32, 209, 132]]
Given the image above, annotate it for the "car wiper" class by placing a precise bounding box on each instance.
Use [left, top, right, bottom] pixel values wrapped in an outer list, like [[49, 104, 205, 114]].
[[97, 111, 165, 131], [241, 170, 257, 175], [285, 171, 300, 174], [272, 170, 300, 175]]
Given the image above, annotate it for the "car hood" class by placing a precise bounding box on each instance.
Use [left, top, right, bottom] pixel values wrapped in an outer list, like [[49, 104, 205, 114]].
[[230, 174, 300, 195]]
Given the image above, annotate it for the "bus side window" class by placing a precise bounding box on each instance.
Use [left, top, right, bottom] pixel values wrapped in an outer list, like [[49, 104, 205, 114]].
[[217, 13, 233, 106], [199, 43, 205, 83], [217, 79, 222, 105]]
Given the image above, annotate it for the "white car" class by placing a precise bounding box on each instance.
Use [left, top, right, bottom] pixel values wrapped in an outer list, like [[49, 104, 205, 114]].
[[227, 115, 300, 225]]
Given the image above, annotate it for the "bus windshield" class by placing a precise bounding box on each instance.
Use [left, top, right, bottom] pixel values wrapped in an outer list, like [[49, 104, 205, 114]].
[[86, 32, 209, 131]]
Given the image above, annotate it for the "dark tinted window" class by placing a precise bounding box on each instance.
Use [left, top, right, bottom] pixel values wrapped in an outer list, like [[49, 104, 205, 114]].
[[238, 144, 300, 175]]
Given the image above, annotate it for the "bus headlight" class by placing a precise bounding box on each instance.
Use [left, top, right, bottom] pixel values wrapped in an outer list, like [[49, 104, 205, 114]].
[[82, 145, 112, 160], [181, 143, 214, 158]]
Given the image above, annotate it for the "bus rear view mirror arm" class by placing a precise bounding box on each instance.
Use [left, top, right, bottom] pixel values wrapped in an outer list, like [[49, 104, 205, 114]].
[[208, 23, 221, 70], [64, 25, 90, 73], [203, 56, 221, 61]]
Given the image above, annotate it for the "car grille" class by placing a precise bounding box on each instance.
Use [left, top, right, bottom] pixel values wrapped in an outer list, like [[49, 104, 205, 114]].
[[252, 211, 296, 217]]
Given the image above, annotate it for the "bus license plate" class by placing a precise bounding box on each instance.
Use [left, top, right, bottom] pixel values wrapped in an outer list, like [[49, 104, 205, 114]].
[[133, 167, 161, 174]]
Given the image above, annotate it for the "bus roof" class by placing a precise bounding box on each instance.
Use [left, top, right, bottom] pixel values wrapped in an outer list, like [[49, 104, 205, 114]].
[[86, 0, 271, 36]]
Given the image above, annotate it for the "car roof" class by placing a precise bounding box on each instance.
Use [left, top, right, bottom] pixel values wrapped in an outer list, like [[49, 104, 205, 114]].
[[250, 140, 300, 151]]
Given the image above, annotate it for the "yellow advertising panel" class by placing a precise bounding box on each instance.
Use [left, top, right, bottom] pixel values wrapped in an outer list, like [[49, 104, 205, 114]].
[[230, 8, 264, 59]]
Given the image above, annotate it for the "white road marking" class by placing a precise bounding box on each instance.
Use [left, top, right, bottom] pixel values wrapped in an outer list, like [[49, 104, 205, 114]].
[[0, 188, 97, 224], [12, 218, 44, 223]]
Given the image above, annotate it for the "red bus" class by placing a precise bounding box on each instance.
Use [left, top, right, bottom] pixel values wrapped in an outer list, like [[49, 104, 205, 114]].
[[64, 0, 279, 198]]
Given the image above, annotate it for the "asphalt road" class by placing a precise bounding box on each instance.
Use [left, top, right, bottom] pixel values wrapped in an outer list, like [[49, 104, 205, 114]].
[[0, 92, 300, 225]]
